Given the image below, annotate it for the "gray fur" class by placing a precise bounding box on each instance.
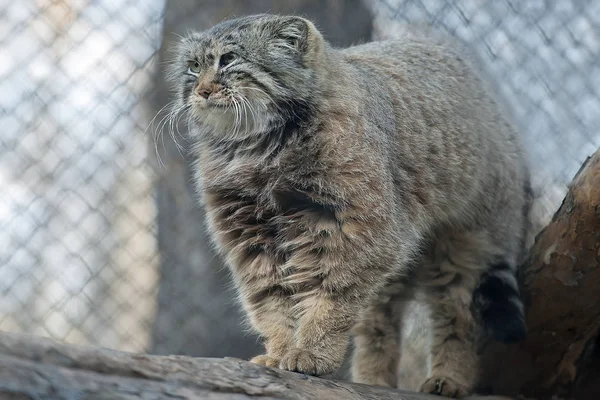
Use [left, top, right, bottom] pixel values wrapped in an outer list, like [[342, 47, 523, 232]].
[[167, 15, 530, 398]]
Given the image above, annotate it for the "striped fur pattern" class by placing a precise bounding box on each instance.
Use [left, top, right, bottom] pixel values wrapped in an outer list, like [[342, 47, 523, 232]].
[[167, 15, 530, 398]]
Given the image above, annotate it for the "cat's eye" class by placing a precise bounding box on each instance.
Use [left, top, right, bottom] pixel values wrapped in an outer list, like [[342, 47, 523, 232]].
[[187, 60, 201, 74], [219, 52, 236, 68]]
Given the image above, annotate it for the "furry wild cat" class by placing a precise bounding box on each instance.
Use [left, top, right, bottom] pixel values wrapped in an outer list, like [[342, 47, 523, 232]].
[[166, 14, 530, 398]]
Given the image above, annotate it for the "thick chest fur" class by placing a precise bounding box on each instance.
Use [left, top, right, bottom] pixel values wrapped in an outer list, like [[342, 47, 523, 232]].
[[196, 146, 345, 293]]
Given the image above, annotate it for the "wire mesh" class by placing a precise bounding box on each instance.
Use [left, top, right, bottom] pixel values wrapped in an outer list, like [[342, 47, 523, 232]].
[[1, 0, 598, 357], [1, 0, 164, 352]]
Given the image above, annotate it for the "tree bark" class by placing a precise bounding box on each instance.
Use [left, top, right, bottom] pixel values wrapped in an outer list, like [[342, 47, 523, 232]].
[[0, 331, 508, 400], [478, 149, 600, 399]]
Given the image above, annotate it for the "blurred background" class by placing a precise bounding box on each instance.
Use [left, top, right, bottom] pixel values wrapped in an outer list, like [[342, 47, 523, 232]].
[[1, 0, 598, 377]]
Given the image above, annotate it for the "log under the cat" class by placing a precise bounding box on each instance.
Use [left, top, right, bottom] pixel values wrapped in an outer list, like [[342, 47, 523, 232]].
[[1, 148, 600, 399]]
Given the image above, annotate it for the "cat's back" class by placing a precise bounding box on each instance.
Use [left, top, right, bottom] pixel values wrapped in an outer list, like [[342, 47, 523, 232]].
[[337, 25, 527, 229], [341, 24, 477, 75], [340, 26, 487, 101], [338, 25, 519, 153]]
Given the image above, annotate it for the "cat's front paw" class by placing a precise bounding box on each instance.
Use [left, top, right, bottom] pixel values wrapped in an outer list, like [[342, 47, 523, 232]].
[[419, 376, 470, 398], [279, 348, 335, 376], [250, 354, 280, 368]]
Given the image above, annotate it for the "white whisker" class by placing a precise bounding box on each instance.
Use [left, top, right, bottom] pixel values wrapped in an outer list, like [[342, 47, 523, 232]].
[[168, 104, 187, 153], [152, 104, 177, 169], [237, 86, 275, 107], [237, 94, 260, 132], [175, 104, 191, 145]]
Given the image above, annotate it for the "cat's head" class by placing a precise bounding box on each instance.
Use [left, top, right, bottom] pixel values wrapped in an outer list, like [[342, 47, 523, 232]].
[[167, 14, 326, 142]]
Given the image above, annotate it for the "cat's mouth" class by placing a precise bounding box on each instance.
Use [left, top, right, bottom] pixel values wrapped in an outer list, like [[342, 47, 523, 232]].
[[206, 93, 234, 109], [193, 96, 231, 110], [208, 101, 229, 108]]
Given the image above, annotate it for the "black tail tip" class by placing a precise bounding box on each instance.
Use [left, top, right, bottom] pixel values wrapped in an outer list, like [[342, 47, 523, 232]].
[[474, 260, 527, 344], [481, 304, 527, 344]]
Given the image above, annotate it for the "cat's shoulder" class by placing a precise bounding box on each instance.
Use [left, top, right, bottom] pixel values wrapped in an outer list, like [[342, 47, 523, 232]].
[[339, 24, 474, 69]]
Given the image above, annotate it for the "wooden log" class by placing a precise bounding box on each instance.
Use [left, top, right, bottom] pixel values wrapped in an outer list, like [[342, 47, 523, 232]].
[[3, 153, 599, 399], [478, 149, 600, 399], [0, 332, 514, 400]]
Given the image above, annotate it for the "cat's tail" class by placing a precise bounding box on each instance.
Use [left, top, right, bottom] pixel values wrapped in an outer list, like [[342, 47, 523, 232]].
[[472, 260, 527, 343]]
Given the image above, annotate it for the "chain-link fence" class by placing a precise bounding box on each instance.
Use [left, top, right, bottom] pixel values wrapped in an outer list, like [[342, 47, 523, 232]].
[[1, 0, 598, 360], [1, 0, 164, 353]]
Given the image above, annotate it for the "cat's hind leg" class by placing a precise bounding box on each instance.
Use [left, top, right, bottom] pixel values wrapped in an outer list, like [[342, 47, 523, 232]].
[[417, 230, 525, 398], [351, 280, 411, 387]]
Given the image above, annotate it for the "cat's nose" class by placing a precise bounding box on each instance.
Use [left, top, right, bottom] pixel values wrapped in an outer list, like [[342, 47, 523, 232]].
[[197, 86, 212, 99]]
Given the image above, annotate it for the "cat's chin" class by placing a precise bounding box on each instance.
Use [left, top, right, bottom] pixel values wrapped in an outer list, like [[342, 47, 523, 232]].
[[206, 98, 233, 109], [193, 114, 259, 141], [190, 106, 282, 142]]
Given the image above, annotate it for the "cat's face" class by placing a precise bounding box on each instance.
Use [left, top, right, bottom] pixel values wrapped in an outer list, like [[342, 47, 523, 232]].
[[168, 15, 324, 141]]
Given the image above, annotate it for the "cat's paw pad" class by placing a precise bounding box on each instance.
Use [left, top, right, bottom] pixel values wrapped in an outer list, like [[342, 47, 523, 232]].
[[250, 354, 280, 368], [419, 376, 470, 398], [279, 348, 331, 376]]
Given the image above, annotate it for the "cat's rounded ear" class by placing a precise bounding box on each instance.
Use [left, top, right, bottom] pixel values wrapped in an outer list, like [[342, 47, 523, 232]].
[[274, 16, 324, 61]]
